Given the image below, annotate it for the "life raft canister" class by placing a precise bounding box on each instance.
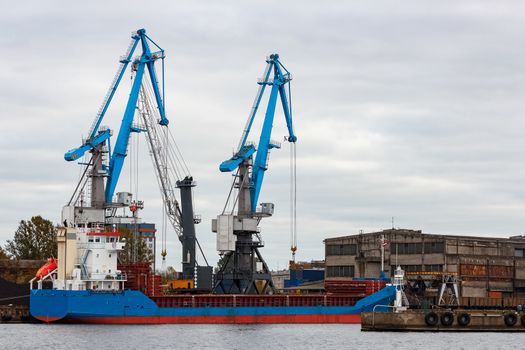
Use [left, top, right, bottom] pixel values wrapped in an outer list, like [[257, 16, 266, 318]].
[[35, 258, 58, 278]]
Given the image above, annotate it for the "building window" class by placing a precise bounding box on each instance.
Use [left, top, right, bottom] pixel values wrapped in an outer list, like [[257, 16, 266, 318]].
[[515, 248, 524, 258], [394, 242, 442, 255], [423, 264, 443, 272], [326, 265, 355, 277], [392, 264, 442, 273], [326, 244, 357, 256], [424, 242, 444, 254], [394, 243, 422, 254]]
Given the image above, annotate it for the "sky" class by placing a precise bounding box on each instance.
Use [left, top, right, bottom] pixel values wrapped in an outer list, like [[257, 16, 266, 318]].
[[1, 1, 525, 271]]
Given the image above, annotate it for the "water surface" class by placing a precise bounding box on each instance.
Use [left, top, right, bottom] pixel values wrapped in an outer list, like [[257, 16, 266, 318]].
[[1, 324, 524, 349]]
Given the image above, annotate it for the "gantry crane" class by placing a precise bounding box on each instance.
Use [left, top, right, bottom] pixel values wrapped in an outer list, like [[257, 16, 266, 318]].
[[212, 54, 297, 294], [64, 29, 210, 288]]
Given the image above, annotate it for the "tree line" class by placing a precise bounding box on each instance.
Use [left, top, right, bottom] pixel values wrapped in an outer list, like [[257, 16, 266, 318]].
[[2, 216, 56, 260], [2, 215, 152, 263]]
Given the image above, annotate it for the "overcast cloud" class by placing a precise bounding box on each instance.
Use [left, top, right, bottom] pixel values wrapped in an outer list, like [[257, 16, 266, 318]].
[[1, 1, 525, 270]]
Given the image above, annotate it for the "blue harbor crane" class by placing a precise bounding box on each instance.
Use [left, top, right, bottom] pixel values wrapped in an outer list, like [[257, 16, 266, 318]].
[[64, 29, 210, 288], [64, 28, 167, 204], [212, 54, 297, 294]]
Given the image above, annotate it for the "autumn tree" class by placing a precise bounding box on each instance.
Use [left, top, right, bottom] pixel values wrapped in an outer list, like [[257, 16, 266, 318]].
[[215, 253, 234, 273], [159, 266, 177, 284], [0, 247, 9, 260], [118, 228, 154, 264], [5, 216, 57, 260]]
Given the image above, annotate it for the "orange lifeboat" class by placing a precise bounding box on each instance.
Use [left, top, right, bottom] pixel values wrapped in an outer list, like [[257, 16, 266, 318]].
[[35, 258, 58, 278]]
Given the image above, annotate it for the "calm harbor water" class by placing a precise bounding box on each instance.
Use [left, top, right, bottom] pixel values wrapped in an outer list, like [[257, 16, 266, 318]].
[[1, 323, 525, 349]]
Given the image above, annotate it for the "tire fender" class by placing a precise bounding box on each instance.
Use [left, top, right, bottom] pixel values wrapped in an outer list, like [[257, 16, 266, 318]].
[[425, 311, 439, 326]]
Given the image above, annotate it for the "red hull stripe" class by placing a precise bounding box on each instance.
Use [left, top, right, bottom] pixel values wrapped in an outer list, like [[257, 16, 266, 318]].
[[35, 316, 63, 323], [53, 314, 361, 324]]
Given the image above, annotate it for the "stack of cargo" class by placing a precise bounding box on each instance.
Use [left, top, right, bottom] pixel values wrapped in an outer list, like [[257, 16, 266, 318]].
[[118, 263, 159, 296], [324, 279, 386, 296], [146, 274, 162, 297]]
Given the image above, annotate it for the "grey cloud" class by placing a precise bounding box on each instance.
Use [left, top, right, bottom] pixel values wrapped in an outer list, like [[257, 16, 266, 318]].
[[2, 1, 525, 269]]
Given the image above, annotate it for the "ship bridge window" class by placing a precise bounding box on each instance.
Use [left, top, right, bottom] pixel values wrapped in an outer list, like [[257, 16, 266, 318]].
[[95, 238, 100, 243], [88, 238, 94, 242]]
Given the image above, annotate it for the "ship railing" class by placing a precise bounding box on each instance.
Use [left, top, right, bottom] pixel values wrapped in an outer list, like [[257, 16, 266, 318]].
[[371, 304, 397, 327], [29, 268, 58, 290], [152, 295, 359, 308]]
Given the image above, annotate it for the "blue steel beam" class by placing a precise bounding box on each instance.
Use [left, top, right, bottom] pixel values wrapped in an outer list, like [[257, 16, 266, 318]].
[[104, 29, 167, 202], [104, 62, 146, 202], [235, 61, 273, 153], [64, 33, 140, 162], [88, 34, 140, 141], [64, 129, 111, 161], [138, 29, 168, 126], [250, 82, 280, 212]]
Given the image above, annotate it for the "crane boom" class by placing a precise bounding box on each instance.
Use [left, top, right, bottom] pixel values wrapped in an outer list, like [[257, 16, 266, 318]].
[[105, 29, 167, 202]]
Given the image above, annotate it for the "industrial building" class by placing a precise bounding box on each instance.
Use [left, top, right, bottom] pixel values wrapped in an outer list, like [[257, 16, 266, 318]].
[[324, 229, 525, 298]]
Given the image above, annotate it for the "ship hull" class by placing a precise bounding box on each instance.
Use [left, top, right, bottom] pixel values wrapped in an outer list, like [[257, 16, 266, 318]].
[[30, 286, 395, 324]]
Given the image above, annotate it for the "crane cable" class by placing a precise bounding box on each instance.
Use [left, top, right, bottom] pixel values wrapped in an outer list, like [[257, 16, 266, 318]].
[[290, 142, 297, 263], [287, 78, 297, 264], [160, 125, 168, 271]]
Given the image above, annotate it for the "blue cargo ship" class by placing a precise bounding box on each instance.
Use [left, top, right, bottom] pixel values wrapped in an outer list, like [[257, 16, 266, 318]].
[[30, 286, 396, 324]]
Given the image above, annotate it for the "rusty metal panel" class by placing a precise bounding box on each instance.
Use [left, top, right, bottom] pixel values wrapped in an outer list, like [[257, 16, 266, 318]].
[[488, 291, 502, 298], [488, 265, 513, 278], [460, 264, 487, 276]]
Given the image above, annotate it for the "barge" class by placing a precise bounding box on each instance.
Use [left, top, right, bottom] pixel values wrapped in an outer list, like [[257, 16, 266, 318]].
[[362, 309, 525, 332]]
